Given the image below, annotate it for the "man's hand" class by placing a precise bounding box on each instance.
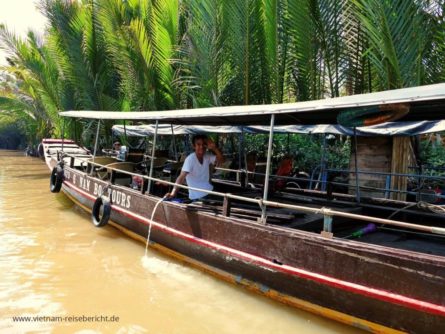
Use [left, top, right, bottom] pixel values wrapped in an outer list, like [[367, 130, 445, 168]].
[[167, 171, 188, 199], [165, 190, 176, 199], [206, 138, 225, 165], [206, 138, 216, 151]]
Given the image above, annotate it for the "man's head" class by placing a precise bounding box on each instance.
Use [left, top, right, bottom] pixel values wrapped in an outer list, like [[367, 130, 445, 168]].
[[192, 134, 208, 158], [192, 134, 208, 146]]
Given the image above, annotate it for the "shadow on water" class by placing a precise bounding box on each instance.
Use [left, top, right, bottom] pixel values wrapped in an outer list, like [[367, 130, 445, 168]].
[[12, 173, 50, 180], [2, 160, 44, 165]]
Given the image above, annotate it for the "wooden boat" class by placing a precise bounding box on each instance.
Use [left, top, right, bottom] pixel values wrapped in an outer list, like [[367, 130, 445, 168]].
[[39, 138, 92, 170], [47, 84, 445, 333]]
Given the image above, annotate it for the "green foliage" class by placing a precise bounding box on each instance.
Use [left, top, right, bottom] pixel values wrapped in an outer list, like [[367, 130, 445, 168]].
[[420, 134, 445, 175], [0, 0, 444, 153], [0, 114, 28, 148], [352, 0, 443, 89], [244, 133, 351, 172]]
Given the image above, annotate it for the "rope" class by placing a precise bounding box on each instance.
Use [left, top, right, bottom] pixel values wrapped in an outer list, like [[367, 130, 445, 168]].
[[417, 201, 445, 215], [386, 202, 418, 220], [386, 201, 445, 220], [144, 196, 167, 257], [384, 201, 445, 231], [99, 184, 110, 197]]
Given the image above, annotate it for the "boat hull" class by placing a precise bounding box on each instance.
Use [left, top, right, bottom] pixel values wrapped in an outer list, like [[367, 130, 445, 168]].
[[60, 166, 445, 333]]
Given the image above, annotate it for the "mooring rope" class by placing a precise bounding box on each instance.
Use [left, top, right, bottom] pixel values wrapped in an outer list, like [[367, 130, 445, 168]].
[[144, 196, 167, 257], [386, 201, 445, 220], [417, 201, 445, 215], [386, 202, 418, 220]]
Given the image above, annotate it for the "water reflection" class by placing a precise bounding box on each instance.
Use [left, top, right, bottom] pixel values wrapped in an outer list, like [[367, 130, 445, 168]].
[[0, 151, 362, 333]]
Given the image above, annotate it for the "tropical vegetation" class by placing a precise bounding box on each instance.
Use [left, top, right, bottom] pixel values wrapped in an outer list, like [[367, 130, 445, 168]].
[[0, 0, 444, 168]]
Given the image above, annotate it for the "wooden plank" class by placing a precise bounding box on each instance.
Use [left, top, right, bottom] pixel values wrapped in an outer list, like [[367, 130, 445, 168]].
[[349, 136, 392, 198], [390, 136, 412, 201]]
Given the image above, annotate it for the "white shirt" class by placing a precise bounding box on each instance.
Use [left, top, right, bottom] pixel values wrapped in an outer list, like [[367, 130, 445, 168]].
[[182, 152, 216, 200]]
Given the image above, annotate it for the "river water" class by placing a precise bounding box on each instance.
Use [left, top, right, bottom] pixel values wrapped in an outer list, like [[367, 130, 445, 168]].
[[0, 151, 362, 333]]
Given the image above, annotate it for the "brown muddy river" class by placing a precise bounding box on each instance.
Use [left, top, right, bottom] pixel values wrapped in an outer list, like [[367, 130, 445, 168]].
[[0, 151, 363, 333]]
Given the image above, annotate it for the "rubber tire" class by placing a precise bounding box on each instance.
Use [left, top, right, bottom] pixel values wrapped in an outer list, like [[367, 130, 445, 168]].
[[92, 196, 111, 227], [50, 166, 63, 193], [38, 143, 44, 158]]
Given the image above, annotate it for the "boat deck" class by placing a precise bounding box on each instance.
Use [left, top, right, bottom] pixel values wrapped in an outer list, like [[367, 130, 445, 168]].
[[183, 183, 445, 257]]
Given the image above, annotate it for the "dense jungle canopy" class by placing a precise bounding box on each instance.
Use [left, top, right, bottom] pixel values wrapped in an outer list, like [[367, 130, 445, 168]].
[[0, 0, 444, 152]]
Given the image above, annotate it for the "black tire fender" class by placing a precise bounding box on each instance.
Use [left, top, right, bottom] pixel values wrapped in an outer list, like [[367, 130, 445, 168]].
[[38, 143, 44, 158], [50, 166, 64, 193], [92, 196, 111, 227]]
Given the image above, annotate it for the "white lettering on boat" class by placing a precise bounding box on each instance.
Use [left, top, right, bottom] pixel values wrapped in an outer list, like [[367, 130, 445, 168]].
[[78, 176, 90, 191], [105, 188, 131, 209], [93, 183, 103, 196], [73, 177, 132, 209]]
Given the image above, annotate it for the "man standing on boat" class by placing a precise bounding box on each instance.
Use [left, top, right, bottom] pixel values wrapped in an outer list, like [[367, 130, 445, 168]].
[[167, 134, 224, 201]]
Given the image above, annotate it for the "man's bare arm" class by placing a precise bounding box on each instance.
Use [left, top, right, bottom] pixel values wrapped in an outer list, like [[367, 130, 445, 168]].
[[166, 171, 188, 198]]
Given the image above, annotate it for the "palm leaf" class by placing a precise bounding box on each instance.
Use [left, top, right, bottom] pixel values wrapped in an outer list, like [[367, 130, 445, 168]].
[[352, 0, 430, 89]]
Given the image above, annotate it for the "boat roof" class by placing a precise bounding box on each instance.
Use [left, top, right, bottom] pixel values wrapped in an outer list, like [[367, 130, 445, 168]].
[[112, 120, 445, 137], [60, 83, 445, 126]]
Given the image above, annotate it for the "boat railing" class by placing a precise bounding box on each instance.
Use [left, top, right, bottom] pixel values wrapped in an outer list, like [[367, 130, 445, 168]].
[[63, 153, 445, 237], [64, 152, 445, 203], [216, 164, 445, 201], [325, 168, 445, 200]]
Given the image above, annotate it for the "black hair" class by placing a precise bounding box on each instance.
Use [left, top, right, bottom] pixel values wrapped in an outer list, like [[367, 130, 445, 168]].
[[191, 134, 208, 145]]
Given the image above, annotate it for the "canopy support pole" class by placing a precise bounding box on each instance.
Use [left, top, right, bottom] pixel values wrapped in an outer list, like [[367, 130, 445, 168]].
[[93, 120, 101, 159], [60, 118, 66, 162], [171, 124, 178, 161], [260, 114, 275, 223], [239, 128, 244, 185], [74, 119, 78, 144], [354, 127, 361, 203], [90, 120, 101, 175], [147, 120, 159, 193], [287, 133, 290, 154], [320, 134, 327, 191], [123, 120, 127, 145]]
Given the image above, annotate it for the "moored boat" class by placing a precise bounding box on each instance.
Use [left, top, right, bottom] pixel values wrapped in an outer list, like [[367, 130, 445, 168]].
[[39, 138, 92, 170], [47, 84, 445, 333]]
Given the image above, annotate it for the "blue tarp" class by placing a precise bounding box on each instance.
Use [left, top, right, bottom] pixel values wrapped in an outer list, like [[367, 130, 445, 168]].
[[112, 120, 445, 137]]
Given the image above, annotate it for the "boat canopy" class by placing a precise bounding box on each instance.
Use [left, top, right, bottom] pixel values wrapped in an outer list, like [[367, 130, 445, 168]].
[[111, 124, 244, 136], [60, 83, 445, 126], [252, 120, 445, 136], [112, 120, 445, 137]]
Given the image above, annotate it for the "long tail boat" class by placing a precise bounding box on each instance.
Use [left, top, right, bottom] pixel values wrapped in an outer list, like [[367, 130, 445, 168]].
[[47, 84, 445, 333]]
